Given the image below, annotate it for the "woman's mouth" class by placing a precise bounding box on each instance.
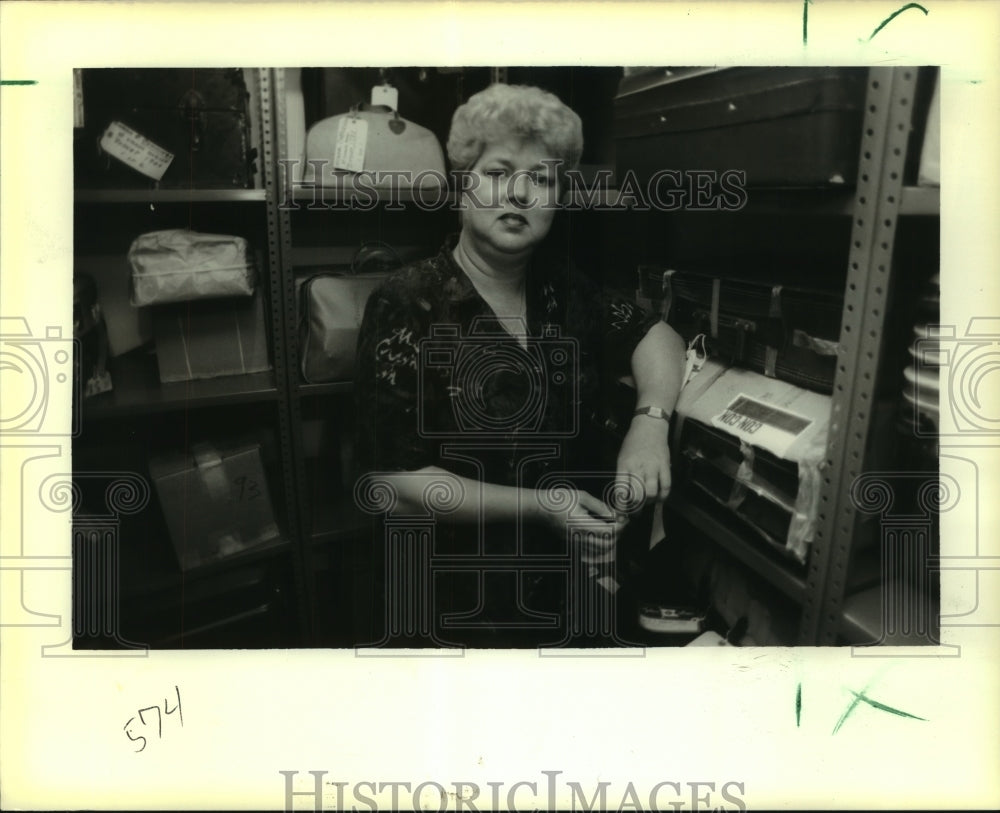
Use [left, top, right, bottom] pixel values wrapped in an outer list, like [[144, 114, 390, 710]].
[[498, 213, 528, 227]]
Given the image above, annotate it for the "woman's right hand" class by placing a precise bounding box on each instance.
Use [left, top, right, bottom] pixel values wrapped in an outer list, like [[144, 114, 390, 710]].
[[533, 487, 629, 560]]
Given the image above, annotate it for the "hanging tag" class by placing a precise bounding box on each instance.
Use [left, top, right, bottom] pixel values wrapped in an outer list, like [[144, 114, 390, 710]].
[[333, 116, 368, 172], [370, 84, 399, 111], [682, 334, 707, 388], [73, 68, 85, 128], [99, 121, 174, 181]]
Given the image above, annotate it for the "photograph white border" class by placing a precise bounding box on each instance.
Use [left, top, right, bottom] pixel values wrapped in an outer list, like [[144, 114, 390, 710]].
[[2, 1, 998, 809]]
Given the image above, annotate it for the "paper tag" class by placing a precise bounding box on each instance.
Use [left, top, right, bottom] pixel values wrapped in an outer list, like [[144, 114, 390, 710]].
[[100, 121, 174, 181], [333, 116, 368, 173], [711, 393, 812, 458], [370, 84, 399, 111], [73, 68, 85, 128]]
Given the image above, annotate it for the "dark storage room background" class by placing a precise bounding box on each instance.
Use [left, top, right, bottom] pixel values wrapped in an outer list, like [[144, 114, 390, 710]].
[[71, 66, 941, 649]]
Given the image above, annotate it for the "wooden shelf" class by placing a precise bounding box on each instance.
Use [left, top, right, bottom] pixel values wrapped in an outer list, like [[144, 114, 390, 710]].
[[669, 495, 809, 604], [83, 350, 278, 419], [75, 188, 267, 204]]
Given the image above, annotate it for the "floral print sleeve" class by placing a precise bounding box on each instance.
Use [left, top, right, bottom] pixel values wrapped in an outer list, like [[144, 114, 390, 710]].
[[354, 274, 437, 475], [561, 265, 661, 384]]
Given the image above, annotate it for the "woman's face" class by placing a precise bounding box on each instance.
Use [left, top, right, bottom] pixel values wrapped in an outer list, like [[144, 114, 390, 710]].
[[459, 136, 561, 264]]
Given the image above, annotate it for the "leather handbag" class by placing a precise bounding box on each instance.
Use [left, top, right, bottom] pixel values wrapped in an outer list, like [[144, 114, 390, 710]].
[[303, 104, 446, 188], [299, 243, 404, 383]]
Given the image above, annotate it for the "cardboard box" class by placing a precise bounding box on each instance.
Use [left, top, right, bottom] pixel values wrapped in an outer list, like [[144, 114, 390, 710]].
[[149, 442, 281, 571], [152, 290, 271, 383]]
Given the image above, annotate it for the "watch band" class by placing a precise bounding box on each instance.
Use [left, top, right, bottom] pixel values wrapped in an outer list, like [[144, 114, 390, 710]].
[[633, 405, 672, 421]]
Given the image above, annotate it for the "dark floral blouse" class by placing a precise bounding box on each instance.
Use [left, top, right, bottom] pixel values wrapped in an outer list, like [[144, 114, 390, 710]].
[[355, 234, 658, 488], [352, 234, 658, 646]]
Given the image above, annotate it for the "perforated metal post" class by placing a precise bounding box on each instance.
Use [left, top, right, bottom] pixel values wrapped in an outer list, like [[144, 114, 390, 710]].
[[262, 68, 313, 643], [798, 67, 919, 644]]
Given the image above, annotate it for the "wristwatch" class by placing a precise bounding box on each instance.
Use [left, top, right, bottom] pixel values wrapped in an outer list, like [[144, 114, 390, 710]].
[[633, 405, 672, 422]]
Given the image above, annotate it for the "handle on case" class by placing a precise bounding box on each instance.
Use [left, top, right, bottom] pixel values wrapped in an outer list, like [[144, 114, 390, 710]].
[[179, 89, 207, 153]]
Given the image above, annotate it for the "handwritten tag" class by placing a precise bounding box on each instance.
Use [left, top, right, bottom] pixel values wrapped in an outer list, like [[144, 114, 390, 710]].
[[370, 84, 399, 111], [712, 393, 812, 458], [333, 116, 368, 173], [100, 121, 174, 181]]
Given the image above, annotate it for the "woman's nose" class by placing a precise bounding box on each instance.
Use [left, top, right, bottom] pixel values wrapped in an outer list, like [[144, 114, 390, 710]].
[[508, 172, 533, 206]]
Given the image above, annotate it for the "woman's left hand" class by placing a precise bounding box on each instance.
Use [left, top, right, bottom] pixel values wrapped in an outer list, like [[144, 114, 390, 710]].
[[614, 416, 672, 510]]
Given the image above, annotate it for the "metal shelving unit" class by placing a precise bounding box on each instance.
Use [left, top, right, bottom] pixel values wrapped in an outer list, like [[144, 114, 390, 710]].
[[637, 66, 937, 646], [83, 352, 279, 419], [799, 66, 936, 645], [73, 68, 310, 648], [269, 67, 327, 641], [257, 66, 938, 647]]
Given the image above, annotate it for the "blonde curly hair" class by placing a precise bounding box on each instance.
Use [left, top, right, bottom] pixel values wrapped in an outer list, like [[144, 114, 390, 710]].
[[447, 83, 583, 185]]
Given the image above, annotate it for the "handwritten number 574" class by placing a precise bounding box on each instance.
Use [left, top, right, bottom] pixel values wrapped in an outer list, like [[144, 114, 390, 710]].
[[124, 686, 182, 753]]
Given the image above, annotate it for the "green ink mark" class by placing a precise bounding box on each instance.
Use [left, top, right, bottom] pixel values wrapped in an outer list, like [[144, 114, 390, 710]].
[[0, 80, 38, 86], [802, 0, 811, 45], [847, 689, 928, 722], [834, 676, 927, 734], [796, 683, 802, 727], [833, 689, 865, 734], [868, 3, 929, 41]]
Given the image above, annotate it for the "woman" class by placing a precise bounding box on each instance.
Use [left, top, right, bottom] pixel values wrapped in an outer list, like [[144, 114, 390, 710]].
[[355, 83, 686, 647]]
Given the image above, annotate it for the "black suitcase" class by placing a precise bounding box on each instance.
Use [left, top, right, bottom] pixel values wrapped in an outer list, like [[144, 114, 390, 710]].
[[638, 267, 843, 394], [75, 68, 256, 189], [614, 67, 867, 187]]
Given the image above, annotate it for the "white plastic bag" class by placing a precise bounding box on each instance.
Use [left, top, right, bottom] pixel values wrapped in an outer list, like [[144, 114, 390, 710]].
[[128, 229, 255, 306]]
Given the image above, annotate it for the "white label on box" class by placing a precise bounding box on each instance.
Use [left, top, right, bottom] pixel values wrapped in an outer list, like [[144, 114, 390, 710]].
[[333, 116, 368, 172], [100, 121, 174, 181], [370, 84, 399, 111], [712, 393, 812, 458]]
